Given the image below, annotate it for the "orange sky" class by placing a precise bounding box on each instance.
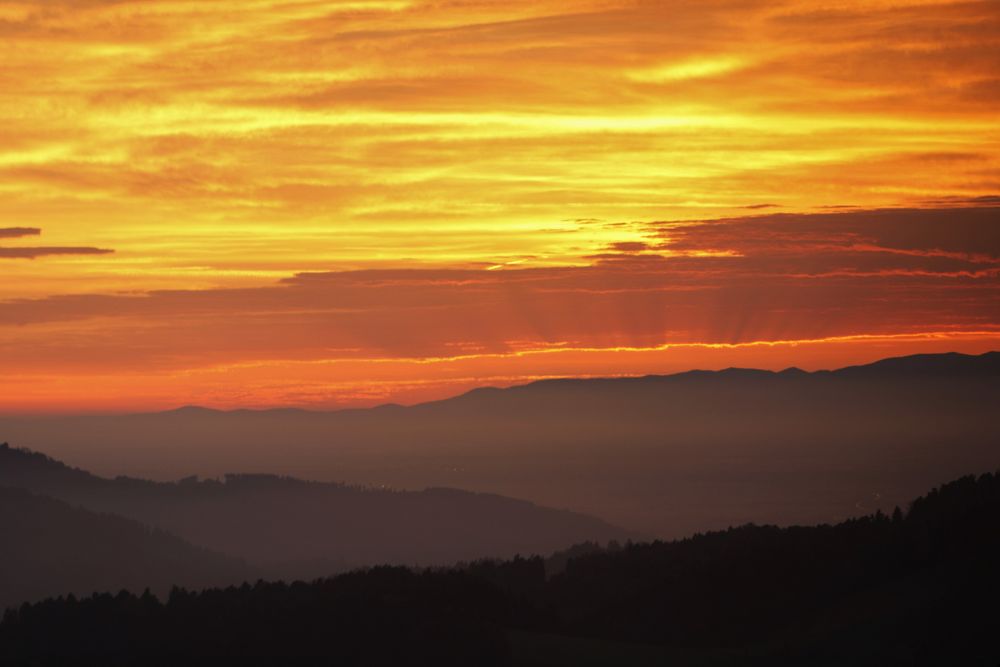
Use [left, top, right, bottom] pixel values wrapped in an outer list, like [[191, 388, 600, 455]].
[[1, 0, 999, 412]]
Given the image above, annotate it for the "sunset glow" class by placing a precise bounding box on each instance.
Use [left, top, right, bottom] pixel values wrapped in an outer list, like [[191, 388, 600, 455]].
[[2, 0, 999, 412]]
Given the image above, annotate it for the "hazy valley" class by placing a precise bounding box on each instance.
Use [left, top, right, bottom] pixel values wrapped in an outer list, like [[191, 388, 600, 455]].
[[3, 352, 997, 538]]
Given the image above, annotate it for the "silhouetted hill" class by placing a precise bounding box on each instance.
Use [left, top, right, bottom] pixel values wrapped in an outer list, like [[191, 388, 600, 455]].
[[1, 351, 997, 536], [0, 486, 248, 611], [3, 471, 997, 665], [0, 444, 634, 576], [830, 350, 1000, 378], [542, 470, 1000, 664]]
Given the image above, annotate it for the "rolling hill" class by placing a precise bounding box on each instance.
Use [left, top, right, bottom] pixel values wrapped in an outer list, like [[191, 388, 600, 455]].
[[0, 444, 634, 576], [0, 486, 248, 611], [4, 471, 998, 665]]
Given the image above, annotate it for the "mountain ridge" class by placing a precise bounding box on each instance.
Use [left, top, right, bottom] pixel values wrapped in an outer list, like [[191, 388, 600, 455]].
[[4, 469, 999, 664], [133, 350, 1000, 416], [0, 443, 637, 577], [15, 351, 992, 420], [0, 484, 250, 611]]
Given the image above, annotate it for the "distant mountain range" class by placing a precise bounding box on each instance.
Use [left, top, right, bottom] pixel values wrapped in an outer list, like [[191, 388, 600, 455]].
[[0, 444, 633, 589], [2, 351, 998, 536]]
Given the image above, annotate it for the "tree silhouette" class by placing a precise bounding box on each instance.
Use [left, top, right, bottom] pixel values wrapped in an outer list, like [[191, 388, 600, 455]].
[[2, 472, 998, 665]]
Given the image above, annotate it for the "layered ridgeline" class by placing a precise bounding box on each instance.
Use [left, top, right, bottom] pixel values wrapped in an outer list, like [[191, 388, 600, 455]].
[[0, 445, 633, 579], [2, 351, 997, 537], [0, 487, 248, 611], [3, 472, 997, 665]]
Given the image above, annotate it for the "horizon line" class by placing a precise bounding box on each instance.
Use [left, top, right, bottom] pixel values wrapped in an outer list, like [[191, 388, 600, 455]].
[[2, 348, 996, 419]]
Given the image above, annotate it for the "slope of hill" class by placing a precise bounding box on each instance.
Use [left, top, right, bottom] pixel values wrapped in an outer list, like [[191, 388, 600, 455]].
[[1, 351, 998, 536], [0, 444, 634, 574], [3, 471, 997, 665], [0, 486, 248, 611]]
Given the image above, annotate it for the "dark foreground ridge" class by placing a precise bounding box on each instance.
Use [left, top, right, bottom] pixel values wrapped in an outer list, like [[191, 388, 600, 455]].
[[2, 471, 998, 666]]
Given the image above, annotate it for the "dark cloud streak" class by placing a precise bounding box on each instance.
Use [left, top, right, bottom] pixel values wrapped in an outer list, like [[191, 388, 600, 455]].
[[0, 247, 114, 259], [0, 227, 114, 259], [0, 228, 41, 239], [0, 204, 996, 373]]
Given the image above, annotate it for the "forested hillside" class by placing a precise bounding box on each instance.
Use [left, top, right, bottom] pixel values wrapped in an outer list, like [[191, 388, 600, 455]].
[[4, 471, 997, 665]]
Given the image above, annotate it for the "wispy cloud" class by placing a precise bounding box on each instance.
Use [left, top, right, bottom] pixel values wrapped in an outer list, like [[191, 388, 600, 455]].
[[0, 1, 998, 409], [0, 204, 996, 410], [0, 228, 113, 260], [0, 247, 114, 259], [0, 0, 998, 298], [0, 228, 41, 239]]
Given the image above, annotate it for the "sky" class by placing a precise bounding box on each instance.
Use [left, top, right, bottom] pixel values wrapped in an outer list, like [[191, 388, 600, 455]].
[[1, 0, 999, 412]]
